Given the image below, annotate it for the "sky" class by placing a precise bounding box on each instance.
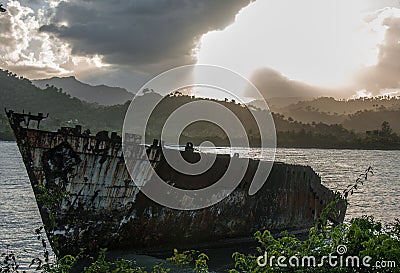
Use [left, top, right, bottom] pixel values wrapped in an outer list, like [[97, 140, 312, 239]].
[[1, 0, 400, 99]]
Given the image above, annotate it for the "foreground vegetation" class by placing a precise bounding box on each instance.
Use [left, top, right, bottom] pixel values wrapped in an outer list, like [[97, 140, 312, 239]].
[[1, 217, 399, 272]]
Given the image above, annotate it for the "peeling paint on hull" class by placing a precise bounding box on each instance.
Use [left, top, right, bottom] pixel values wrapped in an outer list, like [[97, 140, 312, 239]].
[[6, 111, 346, 256]]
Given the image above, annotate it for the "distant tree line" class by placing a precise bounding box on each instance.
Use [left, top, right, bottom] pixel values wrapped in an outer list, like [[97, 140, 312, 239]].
[[0, 69, 399, 150]]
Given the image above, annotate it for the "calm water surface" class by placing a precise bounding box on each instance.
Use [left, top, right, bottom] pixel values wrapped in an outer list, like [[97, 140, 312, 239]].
[[1, 141, 399, 269], [0, 141, 42, 270]]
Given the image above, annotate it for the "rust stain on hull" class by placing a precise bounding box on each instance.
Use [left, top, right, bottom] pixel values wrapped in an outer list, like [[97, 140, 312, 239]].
[[6, 110, 346, 256]]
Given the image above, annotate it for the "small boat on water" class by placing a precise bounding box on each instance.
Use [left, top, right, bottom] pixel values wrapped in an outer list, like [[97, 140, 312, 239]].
[[5, 110, 346, 256]]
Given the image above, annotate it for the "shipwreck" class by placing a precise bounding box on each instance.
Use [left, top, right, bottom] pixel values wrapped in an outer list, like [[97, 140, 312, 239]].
[[6, 110, 346, 256]]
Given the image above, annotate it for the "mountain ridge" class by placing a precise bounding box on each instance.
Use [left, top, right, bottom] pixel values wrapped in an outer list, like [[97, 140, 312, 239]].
[[33, 76, 134, 106]]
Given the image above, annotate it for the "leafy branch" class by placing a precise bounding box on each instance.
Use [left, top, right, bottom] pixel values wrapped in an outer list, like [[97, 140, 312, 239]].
[[343, 166, 373, 200]]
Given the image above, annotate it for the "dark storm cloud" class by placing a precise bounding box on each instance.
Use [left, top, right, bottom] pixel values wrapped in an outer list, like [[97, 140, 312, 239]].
[[357, 15, 400, 93], [39, 0, 253, 71]]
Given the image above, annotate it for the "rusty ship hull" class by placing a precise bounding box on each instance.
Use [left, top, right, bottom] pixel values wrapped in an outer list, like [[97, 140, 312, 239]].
[[6, 110, 346, 256]]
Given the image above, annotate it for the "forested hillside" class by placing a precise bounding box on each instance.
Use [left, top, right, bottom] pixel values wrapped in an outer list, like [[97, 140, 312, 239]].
[[1, 69, 399, 149], [255, 96, 400, 133], [33, 76, 133, 106], [0, 69, 127, 139]]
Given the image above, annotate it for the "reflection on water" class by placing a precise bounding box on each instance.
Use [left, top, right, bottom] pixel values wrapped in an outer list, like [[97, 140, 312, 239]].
[[0, 141, 399, 269]]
